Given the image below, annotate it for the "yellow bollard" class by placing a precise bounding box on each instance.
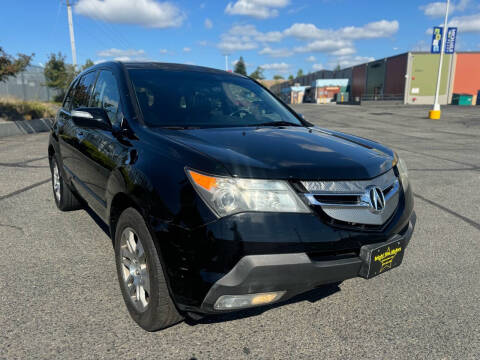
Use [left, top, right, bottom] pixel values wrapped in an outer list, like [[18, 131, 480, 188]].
[[429, 110, 441, 119]]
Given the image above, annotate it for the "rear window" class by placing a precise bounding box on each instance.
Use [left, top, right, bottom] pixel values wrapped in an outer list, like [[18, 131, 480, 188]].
[[127, 69, 302, 128]]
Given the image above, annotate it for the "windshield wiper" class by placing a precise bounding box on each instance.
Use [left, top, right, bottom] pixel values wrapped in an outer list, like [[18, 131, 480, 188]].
[[254, 121, 302, 127]]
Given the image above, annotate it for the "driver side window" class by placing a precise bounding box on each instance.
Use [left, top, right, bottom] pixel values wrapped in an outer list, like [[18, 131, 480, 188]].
[[91, 70, 122, 126]]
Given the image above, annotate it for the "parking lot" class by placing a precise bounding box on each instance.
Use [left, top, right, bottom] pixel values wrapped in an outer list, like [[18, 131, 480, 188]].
[[1, 104, 479, 359]]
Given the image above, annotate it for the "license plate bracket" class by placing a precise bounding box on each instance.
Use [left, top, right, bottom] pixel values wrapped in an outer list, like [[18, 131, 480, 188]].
[[358, 236, 406, 279]]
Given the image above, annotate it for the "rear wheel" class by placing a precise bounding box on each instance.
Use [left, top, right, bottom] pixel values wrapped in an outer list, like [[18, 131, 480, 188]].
[[114, 207, 183, 331], [49, 155, 82, 211]]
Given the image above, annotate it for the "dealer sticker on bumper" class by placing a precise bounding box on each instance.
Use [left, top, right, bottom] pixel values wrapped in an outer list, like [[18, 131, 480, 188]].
[[358, 236, 406, 279]]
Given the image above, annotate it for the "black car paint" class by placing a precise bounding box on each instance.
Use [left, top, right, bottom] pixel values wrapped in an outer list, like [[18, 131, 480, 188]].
[[49, 61, 414, 314]]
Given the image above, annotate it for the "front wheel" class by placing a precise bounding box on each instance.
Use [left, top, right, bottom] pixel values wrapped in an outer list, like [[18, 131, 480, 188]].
[[114, 207, 183, 331]]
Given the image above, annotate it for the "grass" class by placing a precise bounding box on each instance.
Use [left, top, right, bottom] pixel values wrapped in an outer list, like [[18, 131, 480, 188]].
[[0, 97, 59, 121]]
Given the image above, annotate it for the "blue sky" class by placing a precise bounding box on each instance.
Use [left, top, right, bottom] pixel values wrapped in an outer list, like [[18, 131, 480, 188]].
[[2, 0, 480, 78]]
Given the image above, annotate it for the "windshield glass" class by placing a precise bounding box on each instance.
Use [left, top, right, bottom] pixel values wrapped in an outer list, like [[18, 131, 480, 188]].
[[127, 68, 303, 128]]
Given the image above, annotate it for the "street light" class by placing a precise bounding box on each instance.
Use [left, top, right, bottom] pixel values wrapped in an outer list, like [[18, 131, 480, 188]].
[[429, 0, 450, 120]]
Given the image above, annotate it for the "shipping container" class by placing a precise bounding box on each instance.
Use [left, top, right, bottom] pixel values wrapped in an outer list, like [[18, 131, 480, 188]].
[[452, 52, 480, 105], [385, 53, 408, 100], [366, 60, 386, 99], [406, 53, 453, 104], [352, 65, 366, 100]]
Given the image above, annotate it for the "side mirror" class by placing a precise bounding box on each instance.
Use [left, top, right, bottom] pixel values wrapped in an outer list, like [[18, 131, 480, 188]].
[[71, 107, 112, 131]]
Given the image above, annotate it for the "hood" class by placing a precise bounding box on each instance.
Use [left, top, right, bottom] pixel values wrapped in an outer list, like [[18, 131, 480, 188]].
[[157, 126, 394, 180]]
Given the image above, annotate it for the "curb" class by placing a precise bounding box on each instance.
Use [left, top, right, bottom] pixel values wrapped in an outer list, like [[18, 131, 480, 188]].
[[0, 118, 53, 138]]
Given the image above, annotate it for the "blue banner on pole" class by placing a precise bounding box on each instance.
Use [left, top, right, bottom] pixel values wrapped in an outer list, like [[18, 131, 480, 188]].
[[445, 27, 457, 54], [431, 27, 443, 54]]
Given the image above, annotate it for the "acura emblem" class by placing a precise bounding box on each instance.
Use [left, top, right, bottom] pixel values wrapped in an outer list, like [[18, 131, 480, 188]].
[[366, 186, 385, 213]]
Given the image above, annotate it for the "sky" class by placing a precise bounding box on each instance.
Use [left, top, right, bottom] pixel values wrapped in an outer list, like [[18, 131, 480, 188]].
[[2, 0, 480, 79]]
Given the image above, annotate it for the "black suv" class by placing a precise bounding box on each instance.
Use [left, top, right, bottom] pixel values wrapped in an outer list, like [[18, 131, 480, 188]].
[[48, 62, 415, 331]]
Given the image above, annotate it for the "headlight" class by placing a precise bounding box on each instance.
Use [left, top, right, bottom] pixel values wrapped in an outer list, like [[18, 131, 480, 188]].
[[187, 169, 311, 217], [395, 155, 409, 191]]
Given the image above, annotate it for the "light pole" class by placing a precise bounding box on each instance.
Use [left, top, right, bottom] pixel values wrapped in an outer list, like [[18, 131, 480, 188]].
[[66, 0, 77, 70], [429, 0, 450, 120]]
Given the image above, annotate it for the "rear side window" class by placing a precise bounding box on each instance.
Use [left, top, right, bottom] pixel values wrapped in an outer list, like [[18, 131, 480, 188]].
[[91, 70, 122, 125], [72, 71, 97, 109]]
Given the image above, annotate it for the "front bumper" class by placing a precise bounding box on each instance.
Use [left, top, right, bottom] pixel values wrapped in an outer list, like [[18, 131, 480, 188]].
[[200, 212, 416, 313]]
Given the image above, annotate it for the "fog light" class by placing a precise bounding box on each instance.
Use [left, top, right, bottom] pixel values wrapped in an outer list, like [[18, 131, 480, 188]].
[[214, 291, 285, 310]]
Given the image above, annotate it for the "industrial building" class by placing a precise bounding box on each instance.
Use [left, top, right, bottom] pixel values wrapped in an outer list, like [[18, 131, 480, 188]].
[[271, 52, 480, 106]]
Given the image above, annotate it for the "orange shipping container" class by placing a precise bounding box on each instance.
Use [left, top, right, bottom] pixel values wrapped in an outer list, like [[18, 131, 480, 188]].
[[453, 53, 480, 100]]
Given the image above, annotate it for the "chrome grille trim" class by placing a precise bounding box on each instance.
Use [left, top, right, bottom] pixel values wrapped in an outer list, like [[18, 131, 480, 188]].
[[302, 170, 400, 226], [301, 169, 397, 194]]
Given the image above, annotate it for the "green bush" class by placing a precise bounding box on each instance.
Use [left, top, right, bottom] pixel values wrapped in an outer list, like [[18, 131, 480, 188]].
[[0, 97, 58, 121]]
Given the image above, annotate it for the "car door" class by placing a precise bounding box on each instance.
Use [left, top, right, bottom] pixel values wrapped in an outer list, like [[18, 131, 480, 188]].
[[60, 71, 98, 203], [78, 69, 130, 219]]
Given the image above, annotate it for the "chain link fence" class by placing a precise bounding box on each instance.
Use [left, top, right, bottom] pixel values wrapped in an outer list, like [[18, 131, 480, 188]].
[[0, 65, 60, 102]]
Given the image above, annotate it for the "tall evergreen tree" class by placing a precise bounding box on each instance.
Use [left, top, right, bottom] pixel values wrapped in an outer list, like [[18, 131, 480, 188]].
[[234, 56, 247, 76]]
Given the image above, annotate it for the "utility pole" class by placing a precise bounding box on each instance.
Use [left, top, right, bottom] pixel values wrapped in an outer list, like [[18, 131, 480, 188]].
[[429, 0, 450, 120], [66, 0, 77, 70]]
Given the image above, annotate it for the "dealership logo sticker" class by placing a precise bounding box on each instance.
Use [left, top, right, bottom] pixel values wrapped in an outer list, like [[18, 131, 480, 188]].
[[374, 246, 402, 272]]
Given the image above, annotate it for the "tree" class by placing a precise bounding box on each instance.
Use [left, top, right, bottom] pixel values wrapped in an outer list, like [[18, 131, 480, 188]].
[[334, 64, 341, 71], [234, 56, 247, 76], [44, 52, 76, 102], [0, 47, 34, 83], [288, 74, 294, 81], [249, 66, 265, 80], [273, 74, 284, 80], [82, 59, 94, 71], [296, 69, 304, 78]]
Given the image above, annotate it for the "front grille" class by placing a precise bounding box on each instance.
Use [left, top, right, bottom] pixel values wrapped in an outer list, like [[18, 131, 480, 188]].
[[300, 169, 400, 228]]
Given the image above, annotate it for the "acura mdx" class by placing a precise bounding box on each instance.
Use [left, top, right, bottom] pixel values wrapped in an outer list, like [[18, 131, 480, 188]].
[[48, 62, 416, 331]]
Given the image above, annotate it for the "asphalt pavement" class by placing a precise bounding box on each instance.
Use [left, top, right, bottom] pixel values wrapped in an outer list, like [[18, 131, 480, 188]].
[[1, 104, 479, 359]]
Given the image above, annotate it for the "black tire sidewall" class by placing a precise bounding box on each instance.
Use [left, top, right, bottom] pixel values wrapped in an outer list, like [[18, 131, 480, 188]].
[[50, 155, 63, 209], [114, 208, 178, 330]]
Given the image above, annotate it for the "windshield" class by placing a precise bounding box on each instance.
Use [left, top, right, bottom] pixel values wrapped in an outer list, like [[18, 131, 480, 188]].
[[127, 68, 303, 128]]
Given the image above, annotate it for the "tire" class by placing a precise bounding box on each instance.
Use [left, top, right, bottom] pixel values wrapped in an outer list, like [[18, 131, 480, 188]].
[[114, 207, 183, 331], [49, 155, 82, 211]]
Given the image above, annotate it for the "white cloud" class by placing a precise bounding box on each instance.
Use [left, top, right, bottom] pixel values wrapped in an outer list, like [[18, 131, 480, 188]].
[[420, 0, 470, 17], [306, 55, 316, 62], [338, 20, 399, 39], [284, 23, 329, 40], [198, 40, 208, 46], [260, 62, 290, 73], [328, 55, 375, 69], [294, 39, 355, 54], [225, 0, 289, 19], [75, 0, 185, 28], [284, 20, 398, 41], [114, 56, 132, 62], [159, 48, 169, 54], [449, 13, 480, 32], [97, 48, 145, 57], [204, 18, 213, 29], [259, 47, 292, 57], [330, 47, 356, 56], [183, 47, 191, 52], [312, 63, 324, 70], [218, 24, 283, 52]]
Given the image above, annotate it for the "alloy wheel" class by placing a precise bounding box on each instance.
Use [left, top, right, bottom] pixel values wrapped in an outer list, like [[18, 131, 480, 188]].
[[120, 227, 151, 312], [52, 160, 61, 202]]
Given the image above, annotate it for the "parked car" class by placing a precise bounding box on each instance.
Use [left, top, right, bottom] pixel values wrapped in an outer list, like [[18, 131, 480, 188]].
[[48, 62, 415, 331]]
